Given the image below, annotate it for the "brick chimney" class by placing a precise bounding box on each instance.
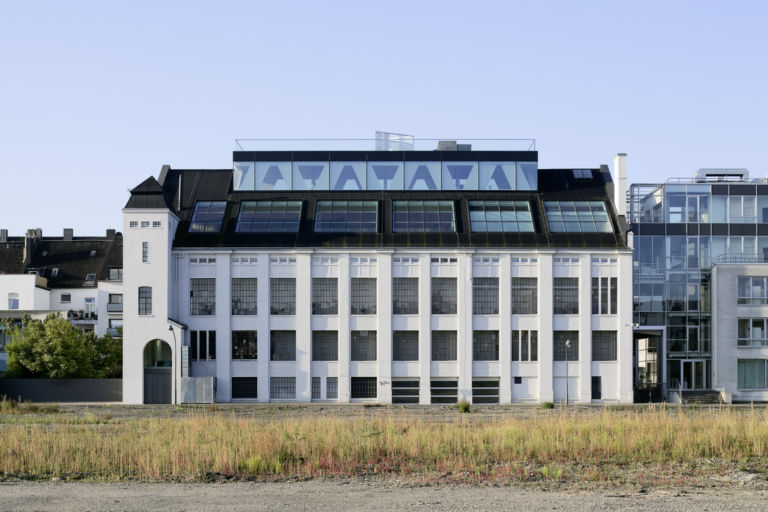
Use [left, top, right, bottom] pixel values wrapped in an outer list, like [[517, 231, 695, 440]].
[[63, 228, 73, 241], [23, 228, 42, 265]]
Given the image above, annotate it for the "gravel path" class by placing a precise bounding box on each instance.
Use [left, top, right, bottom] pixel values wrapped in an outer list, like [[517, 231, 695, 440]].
[[2, 481, 768, 511]]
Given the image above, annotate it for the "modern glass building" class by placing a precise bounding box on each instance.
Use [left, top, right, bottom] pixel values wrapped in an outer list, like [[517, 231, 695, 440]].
[[629, 168, 768, 399]]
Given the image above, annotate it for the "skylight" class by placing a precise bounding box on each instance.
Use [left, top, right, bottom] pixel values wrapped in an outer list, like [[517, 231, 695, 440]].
[[315, 201, 378, 233], [468, 201, 535, 232], [544, 201, 612, 232], [392, 201, 456, 233], [236, 201, 302, 233], [189, 201, 227, 233]]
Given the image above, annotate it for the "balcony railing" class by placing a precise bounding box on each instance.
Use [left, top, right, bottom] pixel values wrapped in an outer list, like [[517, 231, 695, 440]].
[[234, 137, 537, 152], [106, 328, 122, 338], [107, 303, 123, 313]]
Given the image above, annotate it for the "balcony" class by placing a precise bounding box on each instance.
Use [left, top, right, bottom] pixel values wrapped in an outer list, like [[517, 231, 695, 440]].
[[107, 303, 123, 313]]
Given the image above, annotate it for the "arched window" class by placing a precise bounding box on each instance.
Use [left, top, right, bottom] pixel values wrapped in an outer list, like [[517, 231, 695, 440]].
[[7, 293, 19, 310], [138, 287, 152, 315]]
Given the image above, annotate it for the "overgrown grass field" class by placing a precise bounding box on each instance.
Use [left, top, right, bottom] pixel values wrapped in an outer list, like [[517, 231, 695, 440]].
[[1, 400, 767, 485]]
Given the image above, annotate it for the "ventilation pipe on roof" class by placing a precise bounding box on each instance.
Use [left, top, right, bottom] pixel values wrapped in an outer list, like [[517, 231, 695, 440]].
[[613, 153, 627, 217], [178, 173, 182, 212], [106, 229, 116, 239], [63, 228, 73, 241]]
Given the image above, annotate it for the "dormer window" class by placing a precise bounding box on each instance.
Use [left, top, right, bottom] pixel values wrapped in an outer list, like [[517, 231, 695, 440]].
[[51, 268, 59, 277], [84, 274, 96, 286], [90, 250, 97, 257]]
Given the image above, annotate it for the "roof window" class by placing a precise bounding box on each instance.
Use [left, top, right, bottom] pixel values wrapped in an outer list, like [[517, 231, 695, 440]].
[[189, 201, 227, 233], [468, 201, 535, 232], [236, 201, 301, 233], [392, 201, 455, 233], [544, 201, 612, 232], [315, 201, 377, 233]]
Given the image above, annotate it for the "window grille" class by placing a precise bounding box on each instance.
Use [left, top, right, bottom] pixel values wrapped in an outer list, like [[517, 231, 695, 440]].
[[270, 278, 296, 315], [511, 277, 537, 314], [553, 277, 579, 314], [312, 278, 338, 315], [393, 277, 419, 314], [190, 278, 216, 315], [351, 278, 376, 314], [592, 331, 617, 361], [431, 277, 457, 315], [232, 377, 258, 399], [232, 278, 257, 315], [393, 331, 419, 361], [312, 331, 338, 361], [270, 330, 296, 361], [473, 331, 499, 361], [232, 330, 258, 360], [351, 377, 377, 399], [326, 377, 338, 399], [270, 377, 296, 399], [554, 331, 579, 361], [473, 277, 499, 314], [431, 331, 457, 361], [312, 377, 321, 400], [351, 331, 377, 361], [138, 286, 152, 315]]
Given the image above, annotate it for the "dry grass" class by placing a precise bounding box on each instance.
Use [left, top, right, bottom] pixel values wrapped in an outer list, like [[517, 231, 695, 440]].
[[1, 402, 767, 483]]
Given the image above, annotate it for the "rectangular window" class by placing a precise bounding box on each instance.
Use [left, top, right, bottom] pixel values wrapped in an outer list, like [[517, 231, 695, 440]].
[[592, 331, 617, 361], [511, 277, 537, 314], [554, 331, 579, 361], [430, 379, 458, 404], [393, 331, 419, 361], [231, 278, 257, 315], [270, 330, 296, 361], [138, 286, 152, 315], [109, 268, 123, 280], [312, 331, 338, 361], [189, 201, 227, 233], [351, 377, 377, 399], [351, 331, 377, 361], [738, 318, 768, 346], [190, 278, 216, 315], [312, 377, 321, 400], [472, 379, 500, 404], [232, 330, 258, 360], [473, 330, 499, 361], [326, 377, 338, 399], [189, 330, 216, 361], [544, 201, 613, 232], [270, 278, 296, 315], [232, 377, 258, 399], [129, 221, 138, 228], [314, 200, 378, 232], [392, 200, 456, 232], [468, 201, 535, 232], [236, 201, 302, 233], [141, 221, 149, 228], [738, 359, 767, 389], [312, 278, 338, 315], [592, 277, 618, 315], [393, 277, 419, 314], [431, 331, 457, 361], [270, 377, 296, 399], [61, 293, 72, 303], [553, 277, 579, 314], [511, 330, 538, 361], [473, 277, 499, 314], [351, 278, 376, 314], [142, 242, 148, 263], [738, 277, 768, 304], [431, 277, 457, 315], [392, 379, 420, 404]]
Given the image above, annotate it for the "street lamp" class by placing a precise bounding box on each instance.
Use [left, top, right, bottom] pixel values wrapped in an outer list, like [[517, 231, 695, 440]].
[[564, 339, 572, 406]]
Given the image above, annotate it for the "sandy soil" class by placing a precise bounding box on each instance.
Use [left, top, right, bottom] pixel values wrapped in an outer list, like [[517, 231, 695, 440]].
[[1, 481, 768, 511]]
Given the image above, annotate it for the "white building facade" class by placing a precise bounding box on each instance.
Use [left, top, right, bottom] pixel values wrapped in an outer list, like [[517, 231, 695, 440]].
[[122, 143, 634, 404]]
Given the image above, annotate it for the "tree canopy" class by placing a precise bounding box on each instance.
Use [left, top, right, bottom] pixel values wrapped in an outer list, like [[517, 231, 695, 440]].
[[3, 314, 122, 379]]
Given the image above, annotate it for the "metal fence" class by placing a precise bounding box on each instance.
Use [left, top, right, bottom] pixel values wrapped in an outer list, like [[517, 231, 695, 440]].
[[0, 379, 122, 402]]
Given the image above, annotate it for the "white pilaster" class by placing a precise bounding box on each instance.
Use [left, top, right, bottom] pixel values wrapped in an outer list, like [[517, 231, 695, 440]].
[[377, 253, 393, 403], [538, 253, 554, 402], [295, 252, 312, 402]]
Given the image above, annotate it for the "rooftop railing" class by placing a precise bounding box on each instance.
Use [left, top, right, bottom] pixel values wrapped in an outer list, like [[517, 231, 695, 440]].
[[234, 138, 537, 152], [713, 255, 768, 265]]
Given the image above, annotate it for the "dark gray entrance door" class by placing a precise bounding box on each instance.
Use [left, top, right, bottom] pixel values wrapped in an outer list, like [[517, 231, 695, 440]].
[[144, 368, 172, 404]]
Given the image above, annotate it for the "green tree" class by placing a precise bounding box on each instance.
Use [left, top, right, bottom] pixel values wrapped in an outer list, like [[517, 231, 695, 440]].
[[3, 314, 122, 379]]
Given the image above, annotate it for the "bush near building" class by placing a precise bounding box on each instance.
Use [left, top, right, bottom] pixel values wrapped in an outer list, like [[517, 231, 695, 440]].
[[2, 314, 121, 379]]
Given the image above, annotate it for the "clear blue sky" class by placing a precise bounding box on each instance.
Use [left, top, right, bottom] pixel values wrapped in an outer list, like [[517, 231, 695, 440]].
[[1, 1, 766, 235]]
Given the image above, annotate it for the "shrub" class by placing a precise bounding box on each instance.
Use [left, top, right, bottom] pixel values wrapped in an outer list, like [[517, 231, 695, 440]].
[[456, 398, 471, 413], [541, 402, 555, 409]]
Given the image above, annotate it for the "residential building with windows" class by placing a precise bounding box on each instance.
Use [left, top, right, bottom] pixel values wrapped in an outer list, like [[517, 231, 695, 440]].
[[629, 167, 768, 401], [122, 138, 633, 404], [0, 228, 123, 372]]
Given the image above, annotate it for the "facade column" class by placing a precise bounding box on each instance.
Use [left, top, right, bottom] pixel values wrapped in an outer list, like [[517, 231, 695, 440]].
[[457, 252, 474, 403], [376, 252, 393, 404], [578, 256, 592, 403], [498, 254, 512, 403], [295, 252, 312, 402], [538, 253, 554, 402], [257, 254, 270, 402], [418, 255, 432, 404], [337, 254, 351, 402], [618, 251, 634, 403], [215, 253, 232, 402]]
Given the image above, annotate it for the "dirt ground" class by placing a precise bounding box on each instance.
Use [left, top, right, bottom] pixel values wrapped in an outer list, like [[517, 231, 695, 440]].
[[1, 481, 768, 512]]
